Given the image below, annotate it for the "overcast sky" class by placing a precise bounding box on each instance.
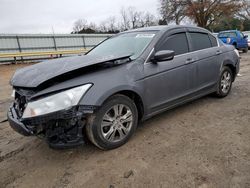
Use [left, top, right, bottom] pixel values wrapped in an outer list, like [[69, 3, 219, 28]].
[[0, 0, 159, 34]]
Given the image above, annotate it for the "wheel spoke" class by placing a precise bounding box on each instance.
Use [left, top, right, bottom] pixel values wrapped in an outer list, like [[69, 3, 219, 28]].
[[121, 110, 132, 120], [101, 121, 113, 128], [103, 113, 114, 122], [117, 128, 126, 139], [121, 126, 129, 135], [113, 105, 119, 117], [104, 128, 115, 140], [122, 115, 133, 123], [118, 104, 124, 115], [108, 130, 116, 141]]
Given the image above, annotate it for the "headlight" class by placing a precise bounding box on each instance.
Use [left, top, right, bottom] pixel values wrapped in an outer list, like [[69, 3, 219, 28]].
[[22, 84, 92, 118]]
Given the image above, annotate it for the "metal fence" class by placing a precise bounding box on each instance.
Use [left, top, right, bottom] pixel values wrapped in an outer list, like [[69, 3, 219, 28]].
[[0, 34, 113, 63]]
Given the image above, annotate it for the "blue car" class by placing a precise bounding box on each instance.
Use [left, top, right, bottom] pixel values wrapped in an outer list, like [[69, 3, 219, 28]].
[[218, 30, 248, 53]]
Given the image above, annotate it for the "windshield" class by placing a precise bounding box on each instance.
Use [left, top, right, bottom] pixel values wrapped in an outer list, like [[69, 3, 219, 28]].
[[218, 32, 236, 38], [87, 32, 157, 60]]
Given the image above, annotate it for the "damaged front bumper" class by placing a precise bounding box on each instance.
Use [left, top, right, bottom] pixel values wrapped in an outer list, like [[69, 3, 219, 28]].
[[8, 105, 33, 136], [7, 103, 96, 149]]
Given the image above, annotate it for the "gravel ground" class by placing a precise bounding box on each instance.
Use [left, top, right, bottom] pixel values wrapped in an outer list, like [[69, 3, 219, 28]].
[[0, 54, 250, 188]]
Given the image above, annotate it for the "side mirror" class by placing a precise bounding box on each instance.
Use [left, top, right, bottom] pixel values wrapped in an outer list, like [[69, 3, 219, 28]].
[[152, 50, 175, 62]]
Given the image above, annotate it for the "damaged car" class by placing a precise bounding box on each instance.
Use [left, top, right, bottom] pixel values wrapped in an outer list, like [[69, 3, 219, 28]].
[[8, 26, 240, 150]]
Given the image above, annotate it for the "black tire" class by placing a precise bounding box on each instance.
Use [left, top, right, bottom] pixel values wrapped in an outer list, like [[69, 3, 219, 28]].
[[243, 47, 248, 53], [86, 94, 138, 150], [215, 66, 233, 98]]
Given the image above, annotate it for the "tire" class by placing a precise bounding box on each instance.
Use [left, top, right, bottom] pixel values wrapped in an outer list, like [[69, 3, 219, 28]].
[[215, 66, 233, 98], [86, 94, 138, 150], [243, 47, 248, 53]]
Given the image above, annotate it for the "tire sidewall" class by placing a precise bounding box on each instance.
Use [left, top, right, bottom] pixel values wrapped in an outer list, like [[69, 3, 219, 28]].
[[90, 95, 138, 150]]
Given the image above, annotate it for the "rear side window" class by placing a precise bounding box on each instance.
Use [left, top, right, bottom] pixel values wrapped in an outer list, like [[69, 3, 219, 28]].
[[189, 32, 212, 51], [209, 34, 218, 47], [158, 33, 189, 56]]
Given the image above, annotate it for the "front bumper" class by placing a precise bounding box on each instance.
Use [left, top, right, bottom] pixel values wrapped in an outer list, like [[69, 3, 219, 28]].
[[7, 103, 97, 148], [8, 104, 33, 136]]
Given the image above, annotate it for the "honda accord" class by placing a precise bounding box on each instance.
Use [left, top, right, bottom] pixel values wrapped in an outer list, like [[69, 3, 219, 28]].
[[7, 26, 240, 150]]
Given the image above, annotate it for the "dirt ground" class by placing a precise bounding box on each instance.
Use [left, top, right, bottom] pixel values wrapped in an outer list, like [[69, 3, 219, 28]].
[[0, 54, 250, 188]]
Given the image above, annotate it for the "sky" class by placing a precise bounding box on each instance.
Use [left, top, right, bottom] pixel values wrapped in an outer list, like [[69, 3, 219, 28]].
[[0, 0, 159, 34]]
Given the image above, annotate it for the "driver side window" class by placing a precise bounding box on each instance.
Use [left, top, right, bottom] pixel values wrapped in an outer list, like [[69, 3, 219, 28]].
[[158, 33, 189, 56]]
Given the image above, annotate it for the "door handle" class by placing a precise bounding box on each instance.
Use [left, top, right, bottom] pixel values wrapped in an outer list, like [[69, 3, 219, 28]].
[[216, 50, 222, 55], [185, 58, 195, 65]]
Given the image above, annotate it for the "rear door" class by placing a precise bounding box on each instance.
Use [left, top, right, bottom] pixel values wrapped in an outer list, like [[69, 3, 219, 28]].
[[187, 30, 221, 93]]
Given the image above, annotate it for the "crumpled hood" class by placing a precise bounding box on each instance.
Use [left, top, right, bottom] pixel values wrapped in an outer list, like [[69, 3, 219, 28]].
[[10, 53, 131, 88]]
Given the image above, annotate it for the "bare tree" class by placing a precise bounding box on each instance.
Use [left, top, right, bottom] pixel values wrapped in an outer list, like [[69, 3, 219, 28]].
[[159, 0, 186, 25], [99, 21, 108, 32], [128, 7, 140, 29], [72, 19, 88, 33], [120, 7, 130, 31], [143, 12, 157, 27], [238, 0, 250, 20], [106, 16, 117, 32]]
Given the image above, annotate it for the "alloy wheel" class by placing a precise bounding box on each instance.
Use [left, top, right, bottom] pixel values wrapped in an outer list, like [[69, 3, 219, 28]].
[[221, 71, 232, 94], [101, 104, 133, 142]]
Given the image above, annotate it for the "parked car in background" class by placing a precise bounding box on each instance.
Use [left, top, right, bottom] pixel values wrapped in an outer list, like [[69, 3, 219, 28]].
[[218, 30, 248, 53], [243, 31, 250, 49], [8, 26, 240, 150]]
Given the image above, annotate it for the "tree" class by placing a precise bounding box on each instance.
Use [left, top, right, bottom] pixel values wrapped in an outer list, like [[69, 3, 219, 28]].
[[159, 0, 244, 29], [186, 0, 243, 29], [120, 7, 130, 31], [159, 0, 186, 25], [238, 0, 250, 21], [72, 19, 88, 33], [142, 12, 157, 27]]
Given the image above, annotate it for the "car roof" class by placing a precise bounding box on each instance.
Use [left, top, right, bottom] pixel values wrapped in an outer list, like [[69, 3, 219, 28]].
[[121, 25, 210, 33]]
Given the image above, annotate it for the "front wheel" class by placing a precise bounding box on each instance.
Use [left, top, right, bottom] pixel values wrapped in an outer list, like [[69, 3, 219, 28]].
[[215, 66, 233, 98], [86, 94, 138, 150]]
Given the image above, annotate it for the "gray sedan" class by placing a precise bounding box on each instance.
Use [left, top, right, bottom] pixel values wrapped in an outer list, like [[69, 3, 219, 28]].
[[8, 25, 240, 150]]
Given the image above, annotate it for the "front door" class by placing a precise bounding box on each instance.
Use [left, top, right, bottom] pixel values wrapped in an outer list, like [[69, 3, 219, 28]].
[[143, 31, 195, 115]]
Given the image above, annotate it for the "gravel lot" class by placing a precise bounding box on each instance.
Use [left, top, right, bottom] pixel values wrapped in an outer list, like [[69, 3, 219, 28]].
[[0, 54, 250, 188]]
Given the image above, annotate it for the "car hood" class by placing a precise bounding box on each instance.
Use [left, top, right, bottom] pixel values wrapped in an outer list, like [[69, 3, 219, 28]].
[[10, 53, 131, 88]]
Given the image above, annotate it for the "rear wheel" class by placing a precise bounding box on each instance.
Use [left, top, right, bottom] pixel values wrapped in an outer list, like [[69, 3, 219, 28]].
[[215, 66, 233, 98], [86, 94, 138, 150]]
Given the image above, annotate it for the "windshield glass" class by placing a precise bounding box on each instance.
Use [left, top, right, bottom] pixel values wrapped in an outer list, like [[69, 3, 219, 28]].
[[87, 32, 157, 60], [218, 32, 236, 38]]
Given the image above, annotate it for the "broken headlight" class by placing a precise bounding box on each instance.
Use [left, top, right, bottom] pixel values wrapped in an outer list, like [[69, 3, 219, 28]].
[[22, 84, 92, 118]]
